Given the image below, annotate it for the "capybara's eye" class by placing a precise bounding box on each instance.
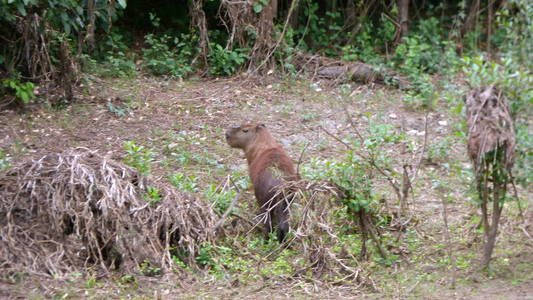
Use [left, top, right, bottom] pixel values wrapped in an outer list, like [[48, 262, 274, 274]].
[[242, 129, 249, 133]]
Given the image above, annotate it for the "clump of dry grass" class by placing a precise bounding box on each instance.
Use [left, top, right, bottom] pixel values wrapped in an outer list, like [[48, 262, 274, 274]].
[[465, 84, 516, 172], [0, 147, 215, 278]]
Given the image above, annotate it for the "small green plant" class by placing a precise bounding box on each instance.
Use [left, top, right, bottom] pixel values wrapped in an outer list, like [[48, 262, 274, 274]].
[[391, 18, 459, 75], [195, 243, 214, 267], [340, 21, 386, 64], [139, 260, 161, 276], [106, 101, 132, 117], [304, 151, 389, 260], [403, 72, 437, 110], [123, 141, 155, 175], [86, 277, 98, 288], [169, 173, 199, 193], [82, 29, 138, 78], [203, 185, 237, 215], [171, 255, 187, 268], [81, 52, 137, 78], [105, 51, 137, 78], [144, 186, 162, 203], [389, 17, 461, 110], [273, 26, 297, 75], [252, 0, 269, 13], [1, 78, 36, 104], [208, 44, 249, 76], [427, 137, 453, 163], [301, 112, 317, 122], [0, 150, 11, 171], [118, 274, 136, 285]]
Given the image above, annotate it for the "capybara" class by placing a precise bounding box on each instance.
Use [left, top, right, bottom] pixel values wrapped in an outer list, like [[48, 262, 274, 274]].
[[225, 123, 297, 242]]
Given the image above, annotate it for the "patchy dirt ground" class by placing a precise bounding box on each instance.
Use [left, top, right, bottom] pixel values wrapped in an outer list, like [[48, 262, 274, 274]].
[[1, 76, 532, 299]]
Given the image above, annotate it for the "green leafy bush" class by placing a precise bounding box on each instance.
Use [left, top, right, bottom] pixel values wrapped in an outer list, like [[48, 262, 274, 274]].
[[142, 33, 194, 78], [294, 2, 345, 56], [387, 18, 459, 109], [208, 44, 248, 76], [391, 18, 459, 75], [340, 17, 392, 64], [140, 13, 196, 77], [340, 25, 382, 64], [1, 78, 36, 104], [80, 31, 137, 78], [274, 26, 297, 74]]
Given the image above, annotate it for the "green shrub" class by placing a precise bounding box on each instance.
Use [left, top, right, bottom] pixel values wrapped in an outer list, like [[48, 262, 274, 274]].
[[141, 33, 194, 78], [340, 17, 392, 64], [391, 17, 460, 75], [123, 141, 155, 175], [208, 44, 248, 76], [274, 26, 297, 74], [1, 77, 36, 104], [140, 14, 196, 77]]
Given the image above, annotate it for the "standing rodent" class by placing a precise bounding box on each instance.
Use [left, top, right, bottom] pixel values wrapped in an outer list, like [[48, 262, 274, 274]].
[[225, 123, 297, 242]]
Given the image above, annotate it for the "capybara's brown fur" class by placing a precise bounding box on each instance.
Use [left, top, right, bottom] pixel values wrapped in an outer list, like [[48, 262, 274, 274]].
[[225, 123, 297, 242]]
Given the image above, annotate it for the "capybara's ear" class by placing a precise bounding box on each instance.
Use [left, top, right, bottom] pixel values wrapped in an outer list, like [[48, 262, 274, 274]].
[[256, 123, 266, 131]]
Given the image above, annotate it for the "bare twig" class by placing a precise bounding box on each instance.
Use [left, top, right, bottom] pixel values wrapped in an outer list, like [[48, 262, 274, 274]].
[[214, 191, 241, 230], [510, 176, 524, 219], [296, 142, 310, 178], [440, 195, 457, 288], [320, 124, 403, 203], [411, 111, 429, 184]]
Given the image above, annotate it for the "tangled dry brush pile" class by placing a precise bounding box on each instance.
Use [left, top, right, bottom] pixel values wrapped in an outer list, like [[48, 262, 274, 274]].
[[0, 146, 372, 285], [0, 147, 215, 277]]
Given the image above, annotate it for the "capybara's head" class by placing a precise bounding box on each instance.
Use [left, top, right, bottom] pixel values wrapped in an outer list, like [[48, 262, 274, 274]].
[[225, 123, 266, 149]]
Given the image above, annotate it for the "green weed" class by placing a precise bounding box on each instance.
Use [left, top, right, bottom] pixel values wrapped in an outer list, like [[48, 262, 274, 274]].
[[123, 141, 155, 175]]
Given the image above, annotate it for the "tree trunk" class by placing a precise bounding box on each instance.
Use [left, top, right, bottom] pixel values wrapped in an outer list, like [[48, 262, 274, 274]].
[[86, 0, 96, 53], [345, 0, 357, 31], [487, 0, 493, 55], [248, 0, 278, 73], [363, 213, 388, 260], [289, 0, 300, 29], [399, 164, 411, 217], [395, 0, 409, 45], [358, 209, 368, 260], [189, 0, 210, 68], [481, 174, 506, 268], [462, 0, 481, 38]]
